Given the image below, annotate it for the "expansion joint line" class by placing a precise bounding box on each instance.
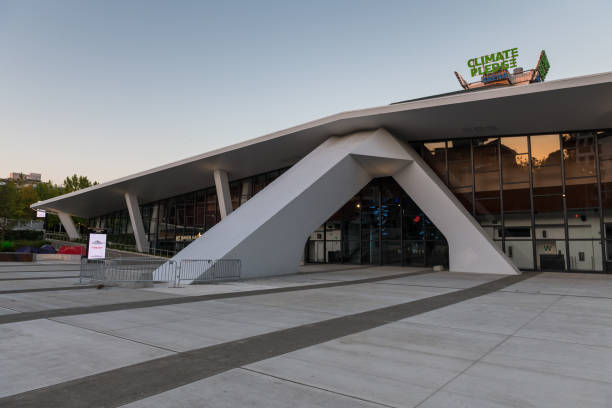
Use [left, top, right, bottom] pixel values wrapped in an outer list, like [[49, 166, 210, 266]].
[[0, 272, 539, 408]]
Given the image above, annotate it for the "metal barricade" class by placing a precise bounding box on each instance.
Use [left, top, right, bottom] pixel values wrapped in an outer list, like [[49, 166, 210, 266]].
[[175, 260, 241, 284], [80, 258, 241, 287]]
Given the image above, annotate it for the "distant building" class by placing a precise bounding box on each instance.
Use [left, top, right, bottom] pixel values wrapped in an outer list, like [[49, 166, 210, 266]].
[[9, 172, 42, 182]]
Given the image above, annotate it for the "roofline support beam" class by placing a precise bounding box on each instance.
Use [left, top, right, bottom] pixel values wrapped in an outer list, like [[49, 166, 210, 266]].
[[57, 211, 80, 240], [214, 169, 233, 219], [125, 192, 149, 253]]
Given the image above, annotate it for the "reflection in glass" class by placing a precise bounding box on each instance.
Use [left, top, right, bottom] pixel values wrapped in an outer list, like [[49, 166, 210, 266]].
[[563, 133, 596, 178], [565, 178, 598, 209], [447, 141, 472, 188], [502, 183, 530, 212], [536, 240, 565, 271], [308, 224, 325, 263], [569, 240, 602, 271], [404, 241, 425, 266], [567, 209, 600, 239], [423, 142, 446, 181], [531, 134, 562, 194], [505, 240, 534, 269], [533, 195, 563, 224]]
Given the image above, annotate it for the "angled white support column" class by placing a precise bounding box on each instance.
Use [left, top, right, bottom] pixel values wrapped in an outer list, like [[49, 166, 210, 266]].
[[57, 211, 80, 240], [167, 128, 518, 281], [391, 142, 518, 275], [125, 192, 149, 253], [214, 169, 233, 218]]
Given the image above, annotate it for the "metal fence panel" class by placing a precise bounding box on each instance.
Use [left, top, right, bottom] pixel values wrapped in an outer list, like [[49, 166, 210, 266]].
[[176, 260, 241, 283], [80, 258, 240, 287]]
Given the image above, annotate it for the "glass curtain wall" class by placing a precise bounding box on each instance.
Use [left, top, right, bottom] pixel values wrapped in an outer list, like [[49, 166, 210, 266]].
[[413, 129, 612, 273], [306, 177, 449, 268], [90, 129, 612, 273], [90, 167, 289, 254]]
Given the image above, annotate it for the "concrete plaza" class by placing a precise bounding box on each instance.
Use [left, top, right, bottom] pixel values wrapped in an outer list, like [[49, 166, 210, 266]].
[[2, 262, 612, 407]]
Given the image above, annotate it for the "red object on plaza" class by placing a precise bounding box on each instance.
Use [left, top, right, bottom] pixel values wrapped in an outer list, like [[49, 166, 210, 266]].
[[57, 245, 85, 255]]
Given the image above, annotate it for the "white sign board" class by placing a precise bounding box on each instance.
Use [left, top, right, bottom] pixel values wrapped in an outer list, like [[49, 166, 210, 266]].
[[36, 210, 46, 218], [88, 233, 107, 260]]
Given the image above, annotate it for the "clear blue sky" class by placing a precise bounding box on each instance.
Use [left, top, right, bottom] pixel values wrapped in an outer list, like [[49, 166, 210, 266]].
[[1, 0, 611, 184]]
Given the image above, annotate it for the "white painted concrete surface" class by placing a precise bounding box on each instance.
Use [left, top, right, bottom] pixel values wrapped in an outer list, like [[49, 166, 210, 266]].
[[213, 169, 233, 218], [169, 128, 517, 281], [57, 211, 80, 240], [125, 192, 149, 253]]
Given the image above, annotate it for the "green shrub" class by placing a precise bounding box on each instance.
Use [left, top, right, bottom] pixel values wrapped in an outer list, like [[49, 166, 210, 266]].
[[0, 240, 51, 252], [4, 230, 44, 241]]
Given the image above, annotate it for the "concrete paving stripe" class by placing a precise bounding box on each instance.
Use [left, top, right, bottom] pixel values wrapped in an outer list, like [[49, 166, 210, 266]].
[[0, 269, 434, 325], [0, 286, 97, 295], [0, 276, 78, 281], [0, 272, 539, 408]]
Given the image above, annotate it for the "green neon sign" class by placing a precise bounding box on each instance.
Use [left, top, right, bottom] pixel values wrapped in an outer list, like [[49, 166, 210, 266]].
[[467, 48, 519, 77], [536, 50, 550, 81]]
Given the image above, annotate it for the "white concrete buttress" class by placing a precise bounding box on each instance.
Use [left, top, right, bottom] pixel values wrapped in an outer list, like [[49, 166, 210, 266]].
[[124, 192, 149, 253], [213, 169, 233, 218], [57, 211, 80, 240], [169, 128, 518, 281]]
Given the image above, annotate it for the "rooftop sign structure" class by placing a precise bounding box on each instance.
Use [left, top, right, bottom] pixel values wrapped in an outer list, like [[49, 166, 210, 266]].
[[455, 49, 551, 91], [467, 48, 519, 77]]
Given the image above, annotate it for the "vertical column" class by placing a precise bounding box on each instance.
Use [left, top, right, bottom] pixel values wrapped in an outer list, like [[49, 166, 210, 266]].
[[214, 169, 233, 219], [57, 211, 80, 240], [125, 192, 149, 253]]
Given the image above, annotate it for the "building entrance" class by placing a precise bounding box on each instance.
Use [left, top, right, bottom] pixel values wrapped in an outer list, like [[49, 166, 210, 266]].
[[306, 177, 449, 268]]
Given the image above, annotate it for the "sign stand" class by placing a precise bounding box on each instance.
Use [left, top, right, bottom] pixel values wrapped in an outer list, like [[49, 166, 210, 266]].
[[86, 228, 108, 260]]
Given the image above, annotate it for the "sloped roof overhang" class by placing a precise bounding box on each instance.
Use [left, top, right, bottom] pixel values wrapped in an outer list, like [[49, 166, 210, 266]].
[[32, 71, 612, 218]]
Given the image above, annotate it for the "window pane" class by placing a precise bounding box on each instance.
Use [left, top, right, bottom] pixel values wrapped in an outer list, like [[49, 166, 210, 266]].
[[531, 134, 561, 163], [382, 241, 402, 265], [535, 225, 565, 240], [361, 240, 380, 264], [567, 209, 600, 239], [361, 182, 379, 238], [474, 172, 499, 198], [569, 240, 602, 271], [505, 240, 534, 269], [563, 132, 596, 178], [342, 196, 360, 241], [326, 240, 341, 263], [475, 198, 500, 216], [501, 136, 529, 183], [423, 142, 446, 181], [501, 136, 528, 155], [597, 130, 612, 161], [473, 138, 499, 173], [452, 186, 473, 212], [503, 183, 531, 212], [426, 241, 448, 267], [341, 240, 360, 264], [447, 141, 472, 188], [475, 214, 501, 240], [534, 195, 563, 224], [403, 212, 424, 240], [404, 241, 425, 266], [536, 240, 566, 271], [531, 134, 562, 194], [504, 212, 531, 240], [565, 178, 599, 209]]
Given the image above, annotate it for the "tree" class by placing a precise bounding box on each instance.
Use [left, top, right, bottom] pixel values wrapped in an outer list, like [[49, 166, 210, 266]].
[[63, 174, 98, 193], [18, 185, 39, 219], [0, 181, 20, 240], [36, 181, 62, 201]]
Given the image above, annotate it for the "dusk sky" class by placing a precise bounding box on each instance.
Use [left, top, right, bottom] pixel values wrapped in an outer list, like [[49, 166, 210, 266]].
[[1, 0, 611, 185]]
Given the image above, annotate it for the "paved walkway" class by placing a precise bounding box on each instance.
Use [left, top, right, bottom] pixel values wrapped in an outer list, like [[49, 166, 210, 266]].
[[2, 264, 612, 407]]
